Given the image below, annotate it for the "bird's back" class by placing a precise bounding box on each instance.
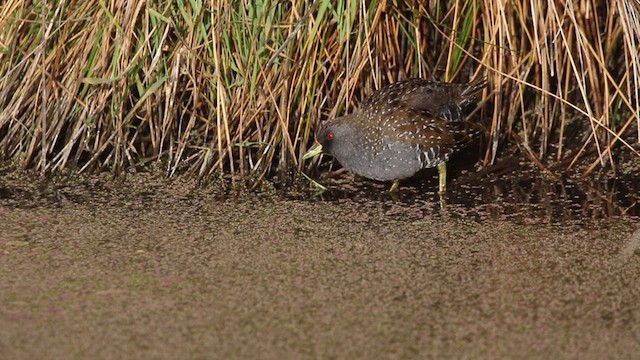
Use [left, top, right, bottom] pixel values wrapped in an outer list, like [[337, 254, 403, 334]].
[[359, 78, 487, 123]]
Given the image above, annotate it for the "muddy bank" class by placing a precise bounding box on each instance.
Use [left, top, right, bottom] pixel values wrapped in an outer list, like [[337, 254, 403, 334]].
[[1, 171, 639, 359]]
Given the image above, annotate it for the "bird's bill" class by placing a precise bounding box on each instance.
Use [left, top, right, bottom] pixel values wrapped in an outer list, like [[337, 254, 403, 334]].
[[302, 141, 323, 160]]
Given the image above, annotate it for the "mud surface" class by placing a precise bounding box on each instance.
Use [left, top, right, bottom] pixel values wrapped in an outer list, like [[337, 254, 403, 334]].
[[1, 167, 640, 359]]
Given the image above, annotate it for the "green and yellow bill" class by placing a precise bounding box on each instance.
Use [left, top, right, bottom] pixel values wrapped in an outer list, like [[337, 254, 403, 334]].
[[302, 142, 323, 160]]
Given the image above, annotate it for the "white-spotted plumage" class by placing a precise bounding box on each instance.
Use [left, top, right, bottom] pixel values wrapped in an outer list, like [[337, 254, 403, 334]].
[[315, 78, 486, 182]]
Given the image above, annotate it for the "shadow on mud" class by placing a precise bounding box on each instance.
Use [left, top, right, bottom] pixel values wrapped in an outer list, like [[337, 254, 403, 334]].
[[298, 156, 639, 222]]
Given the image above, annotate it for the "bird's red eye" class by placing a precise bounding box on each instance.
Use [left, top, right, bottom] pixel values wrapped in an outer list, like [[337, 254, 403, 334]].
[[325, 132, 335, 141]]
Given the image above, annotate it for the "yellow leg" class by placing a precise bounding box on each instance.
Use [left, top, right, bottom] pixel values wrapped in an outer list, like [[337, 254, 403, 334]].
[[438, 162, 447, 194], [390, 180, 400, 193]]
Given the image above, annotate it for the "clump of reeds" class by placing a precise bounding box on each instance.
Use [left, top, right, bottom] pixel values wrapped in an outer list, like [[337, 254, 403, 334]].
[[0, 0, 638, 184]]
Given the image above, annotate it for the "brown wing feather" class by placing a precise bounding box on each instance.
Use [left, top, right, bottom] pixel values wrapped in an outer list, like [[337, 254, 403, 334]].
[[361, 78, 487, 122], [383, 115, 483, 156]]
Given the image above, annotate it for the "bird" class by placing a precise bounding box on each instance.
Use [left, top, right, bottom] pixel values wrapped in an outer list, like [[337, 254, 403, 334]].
[[303, 78, 487, 193]]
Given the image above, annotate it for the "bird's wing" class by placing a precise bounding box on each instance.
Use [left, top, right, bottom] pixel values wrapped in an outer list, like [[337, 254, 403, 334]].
[[387, 116, 483, 153], [362, 78, 487, 122], [400, 79, 487, 122]]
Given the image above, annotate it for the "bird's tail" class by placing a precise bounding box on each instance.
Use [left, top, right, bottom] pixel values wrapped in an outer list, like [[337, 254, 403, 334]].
[[437, 77, 488, 122], [460, 77, 488, 101]]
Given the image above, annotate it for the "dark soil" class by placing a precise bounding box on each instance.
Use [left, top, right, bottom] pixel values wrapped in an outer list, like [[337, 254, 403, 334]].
[[1, 165, 639, 359]]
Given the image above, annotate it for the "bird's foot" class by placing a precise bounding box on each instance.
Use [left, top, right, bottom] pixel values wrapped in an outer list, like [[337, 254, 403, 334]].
[[389, 180, 400, 193]]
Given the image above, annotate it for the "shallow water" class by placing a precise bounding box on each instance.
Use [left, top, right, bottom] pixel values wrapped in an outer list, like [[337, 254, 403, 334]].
[[1, 165, 639, 358], [298, 156, 640, 222]]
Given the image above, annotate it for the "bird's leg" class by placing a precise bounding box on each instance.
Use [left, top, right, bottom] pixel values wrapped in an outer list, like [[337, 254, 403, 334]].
[[437, 162, 447, 194], [390, 180, 400, 193], [438, 192, 447, 209]]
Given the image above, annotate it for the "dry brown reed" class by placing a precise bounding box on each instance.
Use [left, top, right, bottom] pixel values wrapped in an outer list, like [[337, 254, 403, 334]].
[[0, 0, 638, 184]]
